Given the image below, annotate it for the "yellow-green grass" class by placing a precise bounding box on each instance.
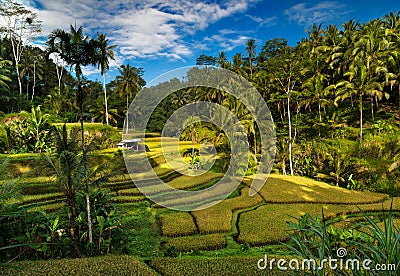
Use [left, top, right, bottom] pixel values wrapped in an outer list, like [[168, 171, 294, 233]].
[[245, 174, 388, 204], [165, 233, 227, 252], [237, 198, 400, 246], [2, 254, 157, 275], [9, 192, 64, 205], [28, 201, 65, 213], [192, 186, 263, 234], [333, 215, 400, 230], [149, 256, 289, 276], [118, 171, 223, 197], [160, 212, 197, 237], [111, 195, 146, 203]]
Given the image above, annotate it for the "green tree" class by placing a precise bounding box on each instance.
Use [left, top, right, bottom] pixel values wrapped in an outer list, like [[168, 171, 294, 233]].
[[0, 0, 41, 95], [95, 33, 115, 126], [335, 63, 387, 142], [114, 64, 145, 133], [43, 125, 82, 256], [47, 25, 98, 244]]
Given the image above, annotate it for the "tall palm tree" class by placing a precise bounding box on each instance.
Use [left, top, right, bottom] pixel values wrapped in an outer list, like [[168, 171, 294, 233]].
[[47, 25, 97, 243], [115, 64, 145, 133], [245, 39, 257, 80], [335, 63, 387, 142], [95, 33, 115, 126]]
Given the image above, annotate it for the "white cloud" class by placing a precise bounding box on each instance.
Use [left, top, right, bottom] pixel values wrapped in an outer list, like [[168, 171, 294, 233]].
[[246, 15, 277, 27], [204, 30, 252, 52], [284, 1, 347, 26], [16, 0, 254, 69]]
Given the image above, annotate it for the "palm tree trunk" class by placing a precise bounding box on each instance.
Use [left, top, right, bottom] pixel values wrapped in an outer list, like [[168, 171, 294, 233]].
[[287, 95, 294, 176], [26, 71, 29, 99], [103, 74, 109, 125], [66, 194, 81, 257], [77, 71, 93, 244], [31, 61, 36, 102], [253, 130, 257, 163], [125, 95, 129, 134], [370, 95, 374, 122], [318, 102, 322, 137], [359, 95, 363, 142]]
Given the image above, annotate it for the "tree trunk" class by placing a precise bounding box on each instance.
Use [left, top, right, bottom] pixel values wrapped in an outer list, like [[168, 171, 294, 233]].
[[370, 95, 374, 122], [26, 71, 29, 99], [77, 71, 93, 244], [103, 74, 109, 125], [287, 95, 294, 176], [318, 102, 322, 137], [359, 95, 363, 142], [253, 129, 257, 163], [125, 95, 129, 134], [66, 195, 81, 257], [31, 61, 36, 101]]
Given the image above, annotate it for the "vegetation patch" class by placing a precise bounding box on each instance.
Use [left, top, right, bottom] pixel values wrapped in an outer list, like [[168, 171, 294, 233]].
[[192, 186, 263, 234], [160, 212, 198, 237], [149, 256, 289, 275], [246, 175, 388, 204], [165, 233, 227, 252], [2, 255, 157, 275]]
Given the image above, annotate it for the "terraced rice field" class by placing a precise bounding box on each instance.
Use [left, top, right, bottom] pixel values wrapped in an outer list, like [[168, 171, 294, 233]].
[[8, 137, 400, 253]]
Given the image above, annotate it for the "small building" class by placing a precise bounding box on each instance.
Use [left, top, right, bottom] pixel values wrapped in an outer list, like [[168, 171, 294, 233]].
[[117, 139, 142, 150]]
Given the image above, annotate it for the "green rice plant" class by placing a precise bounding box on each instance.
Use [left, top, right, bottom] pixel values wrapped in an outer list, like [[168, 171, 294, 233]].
[[2, 254, 157, 275], [165, 233, 227, 252], [110, 196, 146, 203], [192, 187, 263, 234], [244, 175, 387, 204], [119, 172, 223, 198], [238, 203, 364, 246], [12, 192, 64, 205], [160, 212, 197, 237], [149, 256, 288, 275]]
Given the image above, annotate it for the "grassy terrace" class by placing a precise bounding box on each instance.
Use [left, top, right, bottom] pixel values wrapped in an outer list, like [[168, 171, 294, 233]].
[[3, 136, 399, 275], [7, 137, 399, 254]]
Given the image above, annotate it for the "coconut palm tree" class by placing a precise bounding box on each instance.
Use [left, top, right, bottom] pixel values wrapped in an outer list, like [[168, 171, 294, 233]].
[[335, 63, 387, 142], [47, 25, 97, 243], [43, 124, 82, 256], [95, 33, 115, 126], [245, 39, 257, 80], [115, 64, 145, 133]]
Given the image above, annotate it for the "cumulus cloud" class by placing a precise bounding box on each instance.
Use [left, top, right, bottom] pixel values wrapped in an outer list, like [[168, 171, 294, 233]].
[[284, 1, 347, 26], [16, 0, 254, 71], [204, 29, 252, 52]]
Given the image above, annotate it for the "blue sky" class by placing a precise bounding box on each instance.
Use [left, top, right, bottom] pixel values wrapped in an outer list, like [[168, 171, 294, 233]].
[[19, 0, 400, 84]]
